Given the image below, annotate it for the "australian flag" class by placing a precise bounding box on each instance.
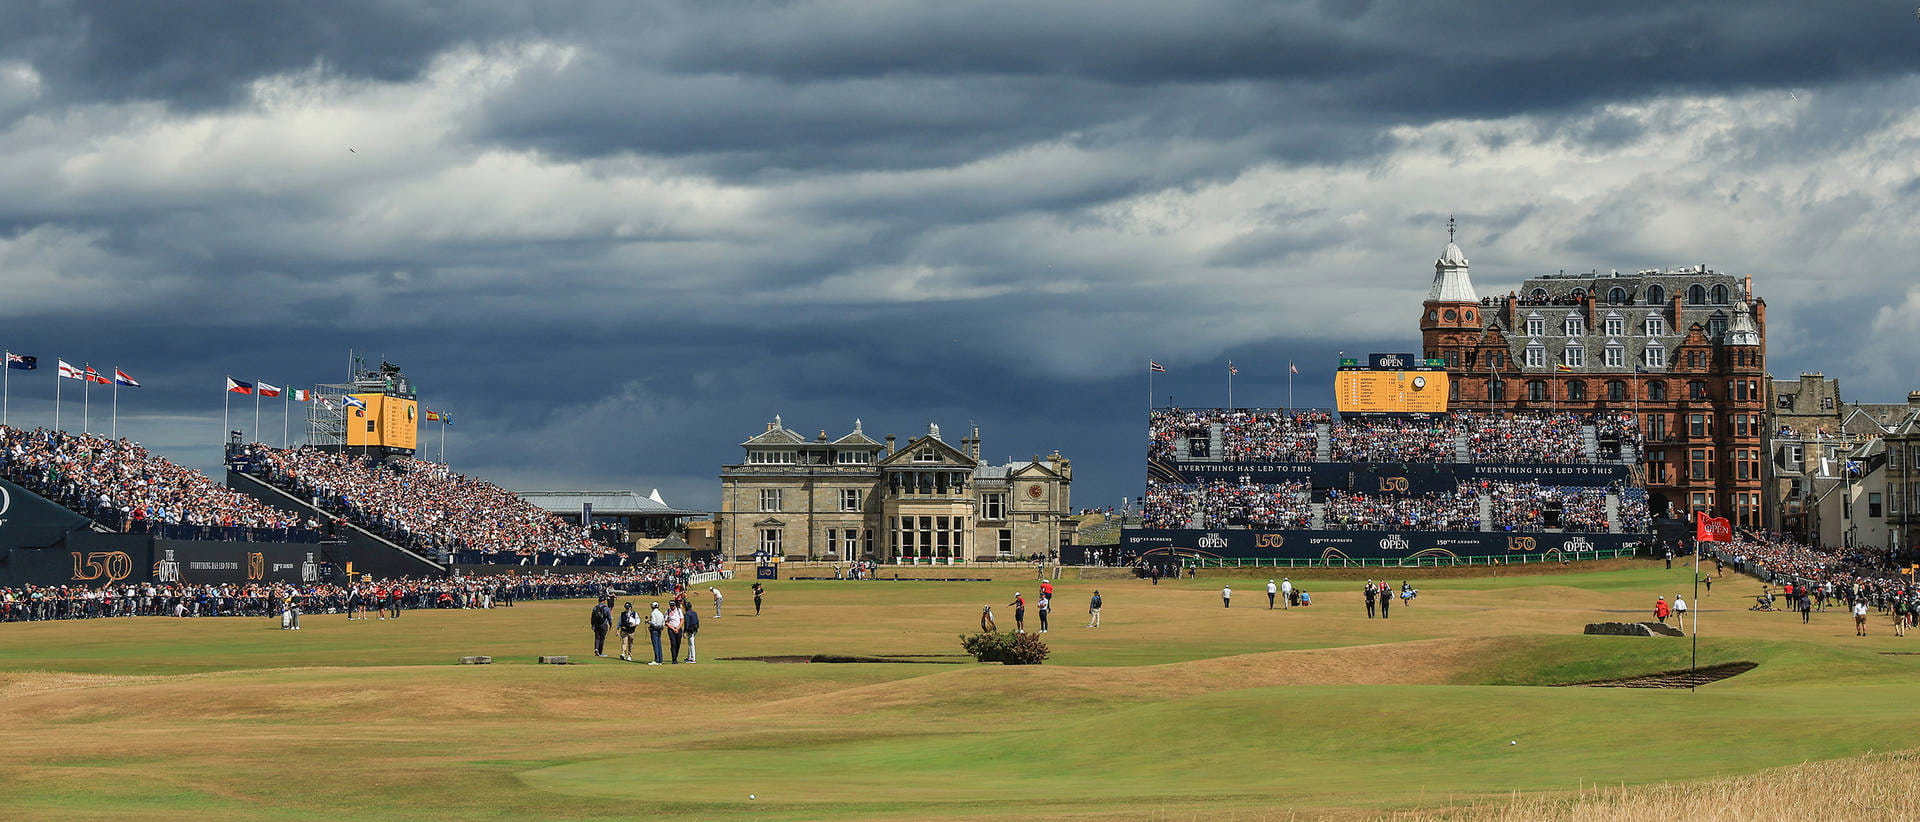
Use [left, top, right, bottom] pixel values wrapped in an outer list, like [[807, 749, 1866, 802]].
[[5, 352, 36, 371]]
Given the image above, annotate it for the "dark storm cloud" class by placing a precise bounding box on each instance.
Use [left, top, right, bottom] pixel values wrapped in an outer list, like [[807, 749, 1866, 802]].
[[0, 0, 1914, 511]]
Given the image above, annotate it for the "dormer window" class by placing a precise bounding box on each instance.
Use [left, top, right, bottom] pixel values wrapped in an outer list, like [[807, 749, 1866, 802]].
[[1645, 314, 1665, 336], [1644, 344, 1666, 368], [1604, 341, 1625, 368], [837, 450, 872, 465], [1524, 342, 1546, 369], [1525, 313, 1545, 336], [1565, 316, 1585, 337], [1646, 284, 1665, 304], [1711, 284, 1729, 305], [1708, 312, 1728, 338], [748, 450, 797, 465], [1604, 313, 1624, 337], [1563, 344, 1585, 367], [1607, 286, 1628, 305]]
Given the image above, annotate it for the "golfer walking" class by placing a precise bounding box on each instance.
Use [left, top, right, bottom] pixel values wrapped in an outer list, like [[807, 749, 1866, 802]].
[[617, 602, 640, 661], [1672, 594, 1687, 633], [1266, 579, 1277, 610], [1221, 585, 1232, 608], [1281, 577, 1293, 609], [590, 598, 613, 657], [1086, 590, 1101, 627]]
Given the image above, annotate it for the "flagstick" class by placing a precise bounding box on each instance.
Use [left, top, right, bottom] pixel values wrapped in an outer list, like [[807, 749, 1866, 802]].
[[1692, 518, 1701, 681]]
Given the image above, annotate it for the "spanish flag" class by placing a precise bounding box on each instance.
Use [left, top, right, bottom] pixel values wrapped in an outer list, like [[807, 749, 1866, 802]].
[[426, 410, 441, 422]]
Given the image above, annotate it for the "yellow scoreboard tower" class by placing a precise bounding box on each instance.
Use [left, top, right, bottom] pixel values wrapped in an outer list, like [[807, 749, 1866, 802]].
[[1334, 354, 1451, 414], [344, 394, 420, 452]]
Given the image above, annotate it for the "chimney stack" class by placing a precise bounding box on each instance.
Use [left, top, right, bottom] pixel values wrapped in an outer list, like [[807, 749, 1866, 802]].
[[885, 434, 896, 456], [970, 425, 981, 461]]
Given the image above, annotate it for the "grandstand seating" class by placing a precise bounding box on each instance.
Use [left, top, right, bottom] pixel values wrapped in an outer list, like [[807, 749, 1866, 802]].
[[233, 445, 611, 562], [0, 426, 317, 543]]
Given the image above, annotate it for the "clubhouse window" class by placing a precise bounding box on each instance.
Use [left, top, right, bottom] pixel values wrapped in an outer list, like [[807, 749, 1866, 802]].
[[840, 489, 862, 511], [837, 450, 872, 465], [759, 528, 781, 554], [759, 489, 782, 512], [748, 450, 796, 465], [980, 492, 1007, 521]]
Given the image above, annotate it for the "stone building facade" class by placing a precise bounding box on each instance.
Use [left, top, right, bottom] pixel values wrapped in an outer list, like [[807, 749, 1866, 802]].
[[1764, 373, 1849, 540], [1419, 234, 1766, 525], [717, 417, 1073, 561]]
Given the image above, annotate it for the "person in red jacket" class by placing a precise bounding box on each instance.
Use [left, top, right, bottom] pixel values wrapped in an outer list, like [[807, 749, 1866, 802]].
[[1654, 596, 1670, 624]]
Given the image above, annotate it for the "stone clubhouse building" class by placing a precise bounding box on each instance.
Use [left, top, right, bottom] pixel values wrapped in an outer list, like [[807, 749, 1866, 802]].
[[718, 416, 1073, 562]]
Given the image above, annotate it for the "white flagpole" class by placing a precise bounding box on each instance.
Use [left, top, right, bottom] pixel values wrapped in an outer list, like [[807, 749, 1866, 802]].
[[223, 377, 231, 445], [1227, 362, 1234, 409], [111, 366, 119, 439], [254, 384, 261, 444], [283, 390, 290, 448], [1148, 364, 1154, 414], [2, 350, 9, 428], [440, 417, 447, 463], [1288, 361, 1294, 411], [54, 365, 60, 431], [83, 364, 90, 434]]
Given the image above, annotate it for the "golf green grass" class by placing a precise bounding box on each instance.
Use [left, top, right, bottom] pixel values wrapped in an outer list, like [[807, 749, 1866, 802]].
[[1, 561, 1913, 820]]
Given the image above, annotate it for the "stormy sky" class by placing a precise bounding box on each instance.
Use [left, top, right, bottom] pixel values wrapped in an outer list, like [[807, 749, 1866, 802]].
[[0, 1, 1916, 511]]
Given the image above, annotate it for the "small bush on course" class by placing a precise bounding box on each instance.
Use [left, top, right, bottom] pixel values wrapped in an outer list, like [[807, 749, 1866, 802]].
[[959, 631, 1049, 665]]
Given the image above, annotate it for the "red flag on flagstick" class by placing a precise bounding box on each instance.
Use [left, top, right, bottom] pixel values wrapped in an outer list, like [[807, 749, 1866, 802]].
[[1695, 513, 1732, 542]]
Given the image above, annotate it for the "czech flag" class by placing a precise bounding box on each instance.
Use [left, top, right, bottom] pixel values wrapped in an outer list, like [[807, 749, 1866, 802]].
[[113, 369, 140, 388], [226, 378, 254, 395]]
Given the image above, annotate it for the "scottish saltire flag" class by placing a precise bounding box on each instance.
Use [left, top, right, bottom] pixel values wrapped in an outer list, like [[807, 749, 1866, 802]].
[[342, 396, 367, 410], [257, 382, 283, 398], [226, 377, 254, 394], [291, 389, 311, 402], [58, 360, 83, 380], [113, 369, 140, 387], [1149, 361, 1165, 373], [5, 352, 36, 371]]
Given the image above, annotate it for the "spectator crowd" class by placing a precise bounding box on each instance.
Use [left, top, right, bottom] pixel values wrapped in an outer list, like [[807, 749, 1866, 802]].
[[0, 426, 316, 542], [235, 445, 611, 561], [1142, 479, 1312, 530], [1150, 409, 1639, 465], [1323, 486, 1480, 531], [0, 562, 719, 623]]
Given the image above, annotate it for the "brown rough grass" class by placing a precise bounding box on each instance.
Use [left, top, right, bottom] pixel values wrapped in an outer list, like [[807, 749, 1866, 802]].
[[1383, 749, 1920, 821]]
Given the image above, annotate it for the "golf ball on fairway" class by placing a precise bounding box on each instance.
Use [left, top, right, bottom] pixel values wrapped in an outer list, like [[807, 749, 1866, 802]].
[[749, 795, 756, 800], [1510, 741, 1517, 746]]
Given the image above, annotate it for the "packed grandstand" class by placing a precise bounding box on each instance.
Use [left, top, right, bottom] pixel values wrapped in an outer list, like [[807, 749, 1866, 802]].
[[1149, 408, 1640, 464], [231, 444, 617, 562], [0, 426, 319, 542], [1139, 409, 1651, 537]]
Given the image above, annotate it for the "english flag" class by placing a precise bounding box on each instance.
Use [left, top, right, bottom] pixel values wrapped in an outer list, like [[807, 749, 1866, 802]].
[[113, 369, 140, 388], [257, 382, 283, 398], [1149, 361, 1166, 373], [57, 360, 83, 380], [291, 389, 311, 402], [1695, 513, 1732, 543], [226, 377, 254, 395]]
